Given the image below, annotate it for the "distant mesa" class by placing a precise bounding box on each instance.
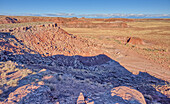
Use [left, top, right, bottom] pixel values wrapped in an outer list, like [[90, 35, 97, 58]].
[[0, 16, 129, 28]]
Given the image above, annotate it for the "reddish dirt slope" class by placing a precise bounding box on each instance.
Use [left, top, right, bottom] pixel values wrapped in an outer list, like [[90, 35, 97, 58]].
[[8, 23, 103, 56]]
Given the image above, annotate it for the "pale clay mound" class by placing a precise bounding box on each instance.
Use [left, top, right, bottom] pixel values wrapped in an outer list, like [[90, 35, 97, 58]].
[[0, 23, 170, 104]]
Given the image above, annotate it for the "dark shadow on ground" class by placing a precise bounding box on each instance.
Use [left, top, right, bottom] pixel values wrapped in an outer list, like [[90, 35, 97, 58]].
[[0, 32, 170, 103]]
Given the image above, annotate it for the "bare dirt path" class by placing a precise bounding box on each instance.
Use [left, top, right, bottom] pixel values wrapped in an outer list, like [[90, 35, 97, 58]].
[[104, 43, 170, 82]]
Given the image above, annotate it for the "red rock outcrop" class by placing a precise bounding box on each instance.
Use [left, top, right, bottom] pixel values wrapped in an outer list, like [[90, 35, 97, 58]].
[[126, 37, 145, 45], [8, 23, 103, 56], [0, 17, 20, 24]]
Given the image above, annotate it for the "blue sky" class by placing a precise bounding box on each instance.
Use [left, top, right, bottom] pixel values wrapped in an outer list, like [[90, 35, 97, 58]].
[[0, 0, 170, 18]]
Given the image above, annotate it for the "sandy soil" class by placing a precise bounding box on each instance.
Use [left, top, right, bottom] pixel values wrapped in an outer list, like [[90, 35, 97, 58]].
[[62, 20, 170, 82]]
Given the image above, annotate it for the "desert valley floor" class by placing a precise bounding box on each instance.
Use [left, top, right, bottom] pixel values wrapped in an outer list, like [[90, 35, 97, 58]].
[[0, 16, 170, 104]]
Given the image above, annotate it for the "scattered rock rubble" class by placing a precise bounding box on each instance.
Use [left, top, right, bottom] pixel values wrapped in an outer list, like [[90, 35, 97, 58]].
[[0, 17, 20, 24], [0, 22, 103, 56], [0, 23, 169, 104]]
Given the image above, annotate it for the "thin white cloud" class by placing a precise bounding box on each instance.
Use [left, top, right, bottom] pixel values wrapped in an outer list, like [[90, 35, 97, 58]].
[[1, 13, 170, 18], [78, 13, 170, 17], [44, 13, 75, 16]]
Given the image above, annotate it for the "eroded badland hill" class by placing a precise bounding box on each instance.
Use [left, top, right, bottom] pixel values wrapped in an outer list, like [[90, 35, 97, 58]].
[[0, 16, 170, 104]]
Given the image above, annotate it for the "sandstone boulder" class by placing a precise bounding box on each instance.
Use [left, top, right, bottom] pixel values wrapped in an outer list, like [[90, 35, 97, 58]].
[[111, 86, 146, 104], [126, 37, 145, 45]]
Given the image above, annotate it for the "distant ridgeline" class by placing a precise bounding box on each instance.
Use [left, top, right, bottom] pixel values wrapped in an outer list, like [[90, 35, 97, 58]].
[[0, 16, 129, 28]]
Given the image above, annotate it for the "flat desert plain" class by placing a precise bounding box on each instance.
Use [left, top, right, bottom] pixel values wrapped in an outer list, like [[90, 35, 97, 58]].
[[63, 19, 170, 81]]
